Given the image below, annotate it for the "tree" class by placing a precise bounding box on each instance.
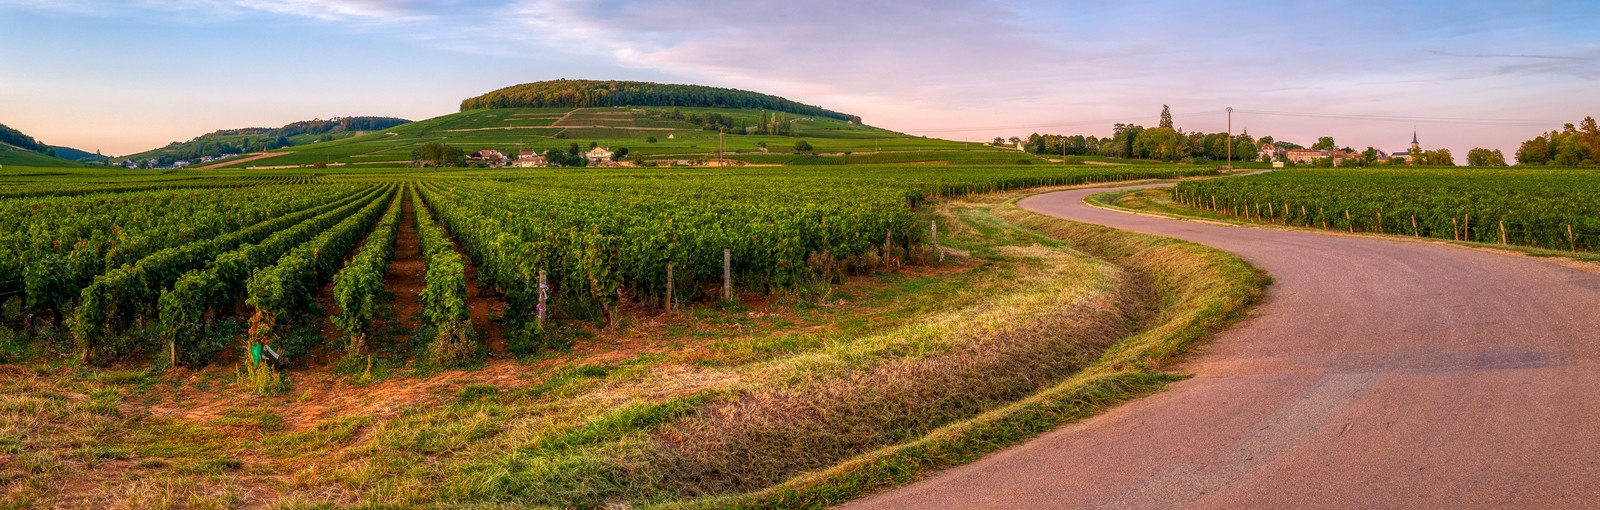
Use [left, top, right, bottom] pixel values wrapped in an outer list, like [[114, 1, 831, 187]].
[[1235, 140, 1258, 162], [1466, 148, 1508, 166], [1102, 124, 1144, 159], [1517, 136, 1551, 165], [645, 136, 658, 143], [1311, 136, 1337, 151], [991, 137, 1007, 146], [1133, 127, 1186, 161], [1159, 105, 1173, 129], [794, 140, 813, 152], [411, 142, 464, 168], [611, 147, 630, 161]]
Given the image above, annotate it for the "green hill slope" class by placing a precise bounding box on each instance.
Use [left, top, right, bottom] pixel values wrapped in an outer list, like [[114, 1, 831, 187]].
[[121, 116, 410, 167], [0, 145, 90, 167], [224, 106, 1030, 168]]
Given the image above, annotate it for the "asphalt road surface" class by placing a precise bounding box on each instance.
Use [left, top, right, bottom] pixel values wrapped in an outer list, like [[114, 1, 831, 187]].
[[845, 184, 1600, 509]]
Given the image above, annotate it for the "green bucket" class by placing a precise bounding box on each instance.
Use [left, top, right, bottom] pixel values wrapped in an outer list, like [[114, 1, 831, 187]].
[[249, 344, 263, 364]]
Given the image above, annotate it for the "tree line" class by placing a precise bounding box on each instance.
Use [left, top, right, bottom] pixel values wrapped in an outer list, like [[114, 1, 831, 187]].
[[458, 79, 862, 123], [994, 105, 1554, 167], [1515, 116, 1600, 166], [0, 122, 51, 154]]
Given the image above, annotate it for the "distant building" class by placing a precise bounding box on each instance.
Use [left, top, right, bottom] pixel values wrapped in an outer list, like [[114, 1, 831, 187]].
[[172, 160, 191, 168], [467, 150, 508, 166], [516, 151, 547, 168], [1258, 141, 1282, 161], [586, 146, 613, 162], [1389, 132, 1422, 165], [1285, 149, 1359, 166]]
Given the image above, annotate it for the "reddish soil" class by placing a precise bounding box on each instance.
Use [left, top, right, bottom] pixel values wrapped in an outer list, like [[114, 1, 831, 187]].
[[385, 194, 426, 336], [460, 258, 507, 355]]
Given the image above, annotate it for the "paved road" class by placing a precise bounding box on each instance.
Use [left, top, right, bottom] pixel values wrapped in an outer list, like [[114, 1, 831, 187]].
[[846, 184, 1600, 509]]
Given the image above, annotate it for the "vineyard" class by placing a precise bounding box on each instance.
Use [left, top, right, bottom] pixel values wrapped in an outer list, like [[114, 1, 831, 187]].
[[1, 164, 1217, 370], [1171, 168, 1600, 252]]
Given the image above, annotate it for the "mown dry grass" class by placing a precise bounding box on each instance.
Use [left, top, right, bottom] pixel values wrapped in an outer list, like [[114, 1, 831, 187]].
[[0, 183, 1260, 509]]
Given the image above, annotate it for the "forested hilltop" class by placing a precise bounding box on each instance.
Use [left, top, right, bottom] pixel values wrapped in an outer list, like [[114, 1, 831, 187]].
[[460, 79, 861, 123], [0, 122, 51, 153]]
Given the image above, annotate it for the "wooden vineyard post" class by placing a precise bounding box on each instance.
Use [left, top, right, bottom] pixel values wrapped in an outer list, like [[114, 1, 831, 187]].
[[1411, 215, 1419, 237], [723, 248, 733, 302], [1211, 195, 1217, 211], [537, 270, 548, 327], [884, 228, 892, 268], [931, 220, 944, 263], [1465, 214, 1471, 241], [1268, 202, 1274, 222], [170, 339, 177, 368], [1570, 224, 1577, 252], [1375, 208, 1383, 234], [1452, 217, 1460, 240], [666, 262, 674, 313], [1302, 205, 1308, 226], [1320, 208, 1326, 230], [1499, 221, 1508, 245], [1345, 210, 1352, 233]]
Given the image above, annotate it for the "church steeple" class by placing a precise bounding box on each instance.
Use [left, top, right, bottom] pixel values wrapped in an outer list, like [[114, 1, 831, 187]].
[[1412, 131, 1419, 145]]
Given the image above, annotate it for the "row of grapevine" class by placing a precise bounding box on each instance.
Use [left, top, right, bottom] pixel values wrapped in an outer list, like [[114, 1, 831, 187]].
[[71, 187, 376, 345], [329, 187, 407, 349], [244, 187, 399, 346], [146, 187, 390, 364], [1173, 168, 1600, 251], [3, 184, 367, 319], [413, 186, 475, 363]]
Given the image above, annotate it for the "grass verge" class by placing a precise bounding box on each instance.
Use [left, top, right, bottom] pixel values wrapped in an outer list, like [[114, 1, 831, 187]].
[[667, 192, 1266, 509]]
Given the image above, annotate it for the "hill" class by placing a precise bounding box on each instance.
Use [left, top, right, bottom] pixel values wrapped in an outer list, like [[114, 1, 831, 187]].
[[121, 116, 410, 167], [222, 89, 1034, 169], [461, 79, 860, 122], [0, 123, 90, 167], [220, 105, 1034, 168], [51, 145, 110, 164]]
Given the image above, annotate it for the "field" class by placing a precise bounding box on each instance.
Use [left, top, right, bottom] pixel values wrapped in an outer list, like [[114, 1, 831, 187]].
[[221, 107, 1025, 169], [1162, 168, 1600, 251], [0, 163, 1263, 508]]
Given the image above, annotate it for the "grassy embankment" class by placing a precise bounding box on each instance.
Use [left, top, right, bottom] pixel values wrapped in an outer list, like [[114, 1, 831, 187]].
[[0, 183, 1262, 509]]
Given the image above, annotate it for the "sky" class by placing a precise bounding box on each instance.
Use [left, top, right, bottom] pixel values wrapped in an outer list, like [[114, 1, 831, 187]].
[[2, 0, 1598, 161]]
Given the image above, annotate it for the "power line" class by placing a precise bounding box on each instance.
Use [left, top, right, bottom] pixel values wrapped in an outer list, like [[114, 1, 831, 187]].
[[908, 110, 1227, 133], [1231, 109, 1566, 127]]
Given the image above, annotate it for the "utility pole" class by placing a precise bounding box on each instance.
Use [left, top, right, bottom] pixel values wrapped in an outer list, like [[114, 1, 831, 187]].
[[1226, 107, 1234, 170], [718, 128, 725, 167]]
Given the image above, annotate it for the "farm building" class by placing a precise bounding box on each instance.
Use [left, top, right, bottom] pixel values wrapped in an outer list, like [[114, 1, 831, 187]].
[[516, 151, 547, 168], [468, 150, 508, 166], [1285, 149, 1359, 166], [586, 146, 613, 162]]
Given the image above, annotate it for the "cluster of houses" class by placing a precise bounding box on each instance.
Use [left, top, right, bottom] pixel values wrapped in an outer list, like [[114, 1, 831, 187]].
[[466, 146, 619, 168], [1257, 133, 1424, 166], [120, 153, 240, 169]]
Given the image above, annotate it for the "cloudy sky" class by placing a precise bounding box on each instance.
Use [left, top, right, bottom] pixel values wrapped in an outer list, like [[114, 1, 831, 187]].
[[2, 0, 1597, 159]]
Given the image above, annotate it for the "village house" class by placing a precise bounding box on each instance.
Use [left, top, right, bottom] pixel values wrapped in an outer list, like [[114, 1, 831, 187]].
[[467, 149, 508, 166], [1285, 149, 1359, 166], [586, 146, 613, 163], [516, 151, 547, 168], [1258, 141, 1283, 161]]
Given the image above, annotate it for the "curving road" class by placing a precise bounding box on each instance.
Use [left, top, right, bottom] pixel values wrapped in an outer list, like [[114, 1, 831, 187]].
[[846, 184, 1600, 509]]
